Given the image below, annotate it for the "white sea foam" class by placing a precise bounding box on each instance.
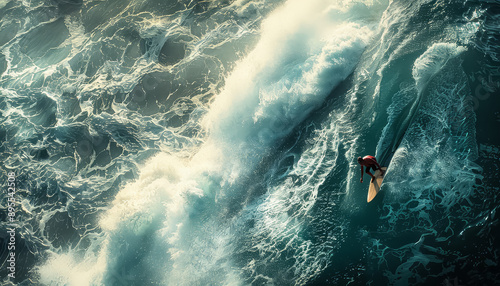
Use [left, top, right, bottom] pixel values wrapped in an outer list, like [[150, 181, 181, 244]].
[[38, 0, 387, 284], [200, 0, 377, 182], [197, 0, 388, 283], [412, 43, 466, 93], [383, 42, 480, 210]]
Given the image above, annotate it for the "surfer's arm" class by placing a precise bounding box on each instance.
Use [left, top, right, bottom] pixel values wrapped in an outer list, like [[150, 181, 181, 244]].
[[360, 165, 364, 183]]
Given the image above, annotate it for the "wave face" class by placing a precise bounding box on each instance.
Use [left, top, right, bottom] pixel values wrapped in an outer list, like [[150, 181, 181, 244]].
[[1, 0, 499, 285]]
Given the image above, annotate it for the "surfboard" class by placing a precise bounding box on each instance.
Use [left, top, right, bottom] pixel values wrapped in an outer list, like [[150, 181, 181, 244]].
[[367, 167, 387, 202]]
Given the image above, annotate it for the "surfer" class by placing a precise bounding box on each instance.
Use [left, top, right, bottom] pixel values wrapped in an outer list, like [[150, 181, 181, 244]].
[[358, 155, 384, 183]]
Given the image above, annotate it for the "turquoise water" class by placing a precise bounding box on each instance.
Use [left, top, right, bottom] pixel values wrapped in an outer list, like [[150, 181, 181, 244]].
[[0, 0, 499, 285]]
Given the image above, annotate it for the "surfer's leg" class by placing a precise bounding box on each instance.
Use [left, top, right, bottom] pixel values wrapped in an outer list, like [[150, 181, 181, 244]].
[[372, 165, 383, 177], [373, 165, 385, 176], [366, 166, 375, 182]]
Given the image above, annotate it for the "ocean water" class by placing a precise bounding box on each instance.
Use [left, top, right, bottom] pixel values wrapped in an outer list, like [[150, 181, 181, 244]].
[[0, 0, 499, 285]]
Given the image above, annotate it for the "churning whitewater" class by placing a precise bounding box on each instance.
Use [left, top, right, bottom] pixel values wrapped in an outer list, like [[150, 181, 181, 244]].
[[1, 0, 499, 285]]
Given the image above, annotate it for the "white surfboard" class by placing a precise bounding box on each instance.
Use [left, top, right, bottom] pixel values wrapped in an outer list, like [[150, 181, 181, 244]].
[[367, 167, 387, 202]]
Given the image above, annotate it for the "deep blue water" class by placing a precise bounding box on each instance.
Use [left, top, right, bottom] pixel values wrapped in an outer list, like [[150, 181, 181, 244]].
[[1, 0, 499, 285]]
